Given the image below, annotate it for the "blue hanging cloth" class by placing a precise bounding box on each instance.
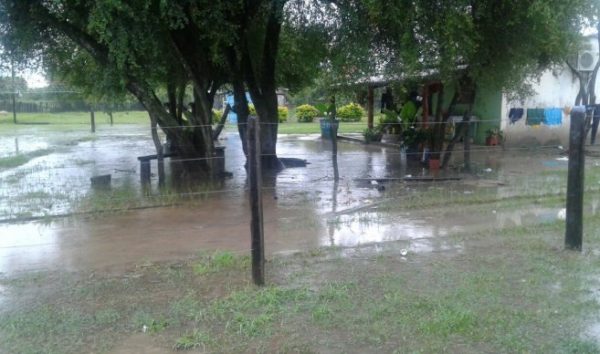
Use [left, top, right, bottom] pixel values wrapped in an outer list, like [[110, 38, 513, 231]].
[[543, 108, 562, 126]]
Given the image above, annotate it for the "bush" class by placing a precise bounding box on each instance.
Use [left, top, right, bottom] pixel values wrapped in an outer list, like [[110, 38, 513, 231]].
[[212, 109, 223, 122], [278, 106, 288, 123], [363, 126, 383, 143], [295, 104, 319, 123], [247, 104, 287, 122], [337, 103, 365, 122]]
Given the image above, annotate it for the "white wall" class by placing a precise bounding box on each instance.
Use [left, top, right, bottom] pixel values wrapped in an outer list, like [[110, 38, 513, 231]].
[[502, 36, 600, 147]]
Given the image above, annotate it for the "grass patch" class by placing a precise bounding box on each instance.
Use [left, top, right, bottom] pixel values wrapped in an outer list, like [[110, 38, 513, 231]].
[[0, 111, 149, 127], [193, 251, 249, 275], [0, 148, 54, 169]]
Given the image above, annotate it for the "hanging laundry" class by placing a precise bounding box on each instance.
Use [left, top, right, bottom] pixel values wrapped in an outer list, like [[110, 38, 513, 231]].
[[543, 108, 562, 126], [526, 108, 544, 126], [508, 108, 524, 124]]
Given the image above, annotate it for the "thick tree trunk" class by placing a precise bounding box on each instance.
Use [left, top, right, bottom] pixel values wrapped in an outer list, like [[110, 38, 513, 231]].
[[252, 92, 281, 169], [233, 78, 250, 156], [127, 81, 213, 172], [239, 0, 284, 170]]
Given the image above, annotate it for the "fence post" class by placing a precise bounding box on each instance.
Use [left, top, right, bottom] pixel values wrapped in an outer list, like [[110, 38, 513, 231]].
[[565, 106, 588, 251], [247, 117, 265, 285], [90, 109, 96, 133]]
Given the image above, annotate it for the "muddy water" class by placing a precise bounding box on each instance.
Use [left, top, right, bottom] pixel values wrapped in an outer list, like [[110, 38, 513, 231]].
[[0, 127, 597, 275]]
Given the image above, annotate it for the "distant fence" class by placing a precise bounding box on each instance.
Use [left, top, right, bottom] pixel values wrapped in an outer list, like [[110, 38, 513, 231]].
[[0, 100, 144, 113]]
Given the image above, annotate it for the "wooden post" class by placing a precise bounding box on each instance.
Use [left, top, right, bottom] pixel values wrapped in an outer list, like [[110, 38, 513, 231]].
[[90, 109, 96, 133], [367, 86, 374, 129], [11, 60, 17, 124], [565, 106, 588, 251], [247, 117, 265, 285]]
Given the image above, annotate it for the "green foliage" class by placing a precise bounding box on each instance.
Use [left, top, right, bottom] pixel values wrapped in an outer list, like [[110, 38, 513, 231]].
[[193, 251, 249, 275], [314, 103, 328, 116], [337, 103, 365, 122], [278, 106, 288, 123], [174, 330, 211, 350], [401, 128, 428, 148], [363, 126, 383, 143], [295, 104, 320, 123], [212, 109, 223, 122], [247, 104, 286, 122], [379, 110, 401, 134]]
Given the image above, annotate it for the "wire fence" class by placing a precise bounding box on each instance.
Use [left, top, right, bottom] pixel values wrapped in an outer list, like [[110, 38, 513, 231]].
[[2, 120, 600, 281]]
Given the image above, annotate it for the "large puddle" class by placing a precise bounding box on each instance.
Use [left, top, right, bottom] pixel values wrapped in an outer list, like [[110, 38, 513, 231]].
[[1, 125, 599, 275]]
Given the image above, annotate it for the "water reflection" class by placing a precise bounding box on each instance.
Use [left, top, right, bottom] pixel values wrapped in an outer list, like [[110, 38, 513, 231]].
[[1, 130, 598, 275]]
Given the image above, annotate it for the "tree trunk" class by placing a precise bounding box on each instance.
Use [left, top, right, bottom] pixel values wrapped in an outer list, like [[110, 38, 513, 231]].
[[233, 78, 250, 156], [127, 81, 213, 172], [252, 92, 281, 169], [149, 112, 165, 186], [240, 0, 284, 170], [430, 85, 445, 160]]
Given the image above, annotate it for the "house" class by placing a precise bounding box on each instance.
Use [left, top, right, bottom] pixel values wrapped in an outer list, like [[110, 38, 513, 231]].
[[361, 35, 599, 147]]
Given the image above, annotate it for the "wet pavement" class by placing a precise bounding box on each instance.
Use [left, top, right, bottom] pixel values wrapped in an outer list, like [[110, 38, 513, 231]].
[[1, 125, 599, 276]]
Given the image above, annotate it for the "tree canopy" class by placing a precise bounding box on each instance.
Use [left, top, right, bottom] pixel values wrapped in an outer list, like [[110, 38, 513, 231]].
[[0, 0, 596, 171]]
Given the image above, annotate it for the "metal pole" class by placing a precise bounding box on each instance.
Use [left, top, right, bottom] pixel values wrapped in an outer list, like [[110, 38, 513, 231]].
[[248, 117, 265, 285], [565, 106, 588, 251]]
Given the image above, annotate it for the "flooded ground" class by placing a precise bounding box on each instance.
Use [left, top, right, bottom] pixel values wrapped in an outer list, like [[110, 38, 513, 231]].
[[1, 125, 600, 276], [3, 124, 600, 353]]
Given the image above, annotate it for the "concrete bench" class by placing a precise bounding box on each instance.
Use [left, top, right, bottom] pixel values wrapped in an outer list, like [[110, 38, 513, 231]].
[[137, 153, 174, 184], [137, 146, 225, 184]]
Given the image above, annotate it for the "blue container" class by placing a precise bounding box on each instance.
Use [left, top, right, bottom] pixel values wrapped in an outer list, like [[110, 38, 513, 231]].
[[320, 119, 339, 139]]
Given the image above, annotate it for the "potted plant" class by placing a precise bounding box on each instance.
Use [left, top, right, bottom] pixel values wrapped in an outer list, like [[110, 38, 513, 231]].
[[380, 109, 401, 142], [401, 126, 427, 161], [422, 127, 441, 169], [320, 97, 340, 139], [485, 128, 504, 146], [363, 125, 383, 143]]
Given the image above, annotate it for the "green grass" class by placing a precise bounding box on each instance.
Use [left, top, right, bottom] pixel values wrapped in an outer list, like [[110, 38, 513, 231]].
[[0, 148, 54, 169], [0, 111, 149, 133], [0, 110, 370, 135], [276, 120, 368, 134], [3, 211, 600, 353]]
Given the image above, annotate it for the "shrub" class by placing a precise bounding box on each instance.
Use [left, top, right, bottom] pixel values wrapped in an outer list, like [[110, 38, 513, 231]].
[[247, 105, 287, 122], [295, 104, 319, 123], [278, 106, 288, 122], [212, 110, 223, 122], [337, 103, 365, 122], [363, 126, 383, 143]]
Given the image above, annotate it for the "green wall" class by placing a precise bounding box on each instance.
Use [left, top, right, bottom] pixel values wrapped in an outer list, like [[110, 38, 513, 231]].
[[430, 82, 502, 144]]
